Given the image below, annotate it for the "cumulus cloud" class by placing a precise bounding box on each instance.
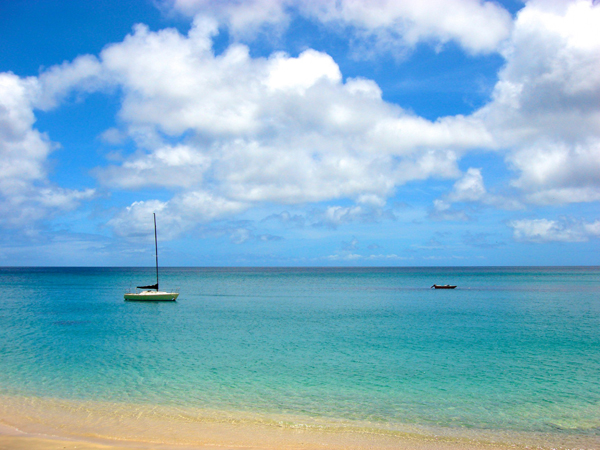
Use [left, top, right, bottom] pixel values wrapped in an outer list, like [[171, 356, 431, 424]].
[[508, 139, 600, 204], [98, 143, 212, 189], [509, 218, 600, 243], [299, 0, 512, 55], [166, 0, 512, 54], [167, 0, 289, 37], [479, 0, 600, 205], [0, 72, 95, 227], [447, 167, 487, 203], [13, 0, 599, 243], [73, 19, 492, 237], [431, 168, 522, 220], [108, 193, 246, 239], [33, 54, 105, 110]]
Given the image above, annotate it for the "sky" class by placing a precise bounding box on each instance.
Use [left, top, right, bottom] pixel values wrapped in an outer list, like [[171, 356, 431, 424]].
[[0, 0, 599, 267]]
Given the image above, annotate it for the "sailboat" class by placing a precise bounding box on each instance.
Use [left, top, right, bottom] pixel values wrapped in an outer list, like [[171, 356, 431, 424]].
[[124, 213, 179, 301]]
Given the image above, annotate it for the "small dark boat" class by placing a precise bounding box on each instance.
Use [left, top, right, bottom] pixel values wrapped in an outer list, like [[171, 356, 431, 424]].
[[431, 284, 457, 289]]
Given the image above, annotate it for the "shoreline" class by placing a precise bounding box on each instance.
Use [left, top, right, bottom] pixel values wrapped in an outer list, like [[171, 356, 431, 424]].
[[1, 395, 598, 450], [2, 427, 598, 450], [0, 425, 554, 450]]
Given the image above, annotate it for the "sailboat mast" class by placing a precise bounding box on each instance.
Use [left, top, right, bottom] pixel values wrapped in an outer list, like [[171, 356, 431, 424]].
[[154, 213, 159, 290]]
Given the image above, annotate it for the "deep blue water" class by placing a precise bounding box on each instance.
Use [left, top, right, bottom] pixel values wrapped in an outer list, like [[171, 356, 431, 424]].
[[0, 267, 599, 435]]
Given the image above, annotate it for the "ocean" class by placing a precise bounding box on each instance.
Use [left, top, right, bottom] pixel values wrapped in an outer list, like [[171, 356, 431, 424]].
[[0, 266, 599, 448]]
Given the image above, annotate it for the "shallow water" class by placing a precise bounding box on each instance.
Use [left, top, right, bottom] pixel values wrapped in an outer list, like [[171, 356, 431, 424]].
[[0, 267, 599, 446]]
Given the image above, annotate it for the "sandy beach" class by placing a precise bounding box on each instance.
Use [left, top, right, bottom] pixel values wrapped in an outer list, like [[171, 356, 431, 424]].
[[1, 396, 598, 450], [0, 436, 545, 450], [0, 425, 551, 450], [2, 424, 598, 450]]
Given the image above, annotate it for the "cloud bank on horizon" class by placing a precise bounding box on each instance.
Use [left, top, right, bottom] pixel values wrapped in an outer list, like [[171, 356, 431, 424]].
[[0, 0, 599, 265]]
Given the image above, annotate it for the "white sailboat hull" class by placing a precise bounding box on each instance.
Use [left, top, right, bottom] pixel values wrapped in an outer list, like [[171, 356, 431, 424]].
[[124, 290, 179, 301]]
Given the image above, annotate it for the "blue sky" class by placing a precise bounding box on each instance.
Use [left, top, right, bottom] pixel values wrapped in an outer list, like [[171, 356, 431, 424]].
[[0, 0, 599, 266]]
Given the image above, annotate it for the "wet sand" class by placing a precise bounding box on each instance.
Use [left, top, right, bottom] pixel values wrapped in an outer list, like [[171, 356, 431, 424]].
[[0, 417, 536, 450], [0, 431, 542, 450]]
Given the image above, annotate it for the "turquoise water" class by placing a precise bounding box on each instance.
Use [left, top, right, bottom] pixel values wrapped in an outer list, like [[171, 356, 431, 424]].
[[0, 267, 599, 437]]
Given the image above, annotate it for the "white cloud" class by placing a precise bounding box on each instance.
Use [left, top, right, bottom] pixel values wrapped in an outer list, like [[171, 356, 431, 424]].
[[5, 11, 503, 239], [230, 227, 252, 244], [448, 168, 520, 209], [167, 0, 289, 37], [108, 193, 246, 239], [447, 167, 487, 203], [98, 144, 212, 189], [100, 127, 127, 145], [263, 199, 397, 230], [175, 190, 247, 221], [166, 0, 512, 54], [313, 203, 396, 229], [34, 54, 105, 110], [0, 72, 95, 227], [301, 0, 512, 54], [100, 21, 263, 137], [509, 218, 600, 243], [35, 187, 95, 209], [478, 0, 600, 205], [430, 199, 469, 222], [319, 206, 364, 228], [64, 20, 494, 237], [108, 200, 171, 238], [507, 139, 600, 204], [19, 0, 599, 241], [326, 252, 363, 261], [265, 49, 341, 93], [431, 168, 522, 220]]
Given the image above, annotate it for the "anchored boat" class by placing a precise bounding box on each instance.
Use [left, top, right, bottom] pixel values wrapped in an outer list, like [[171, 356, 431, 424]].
[[124, 213, 179, 302], [431, 284, 457, 289]]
